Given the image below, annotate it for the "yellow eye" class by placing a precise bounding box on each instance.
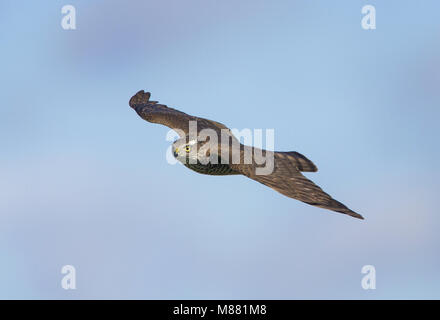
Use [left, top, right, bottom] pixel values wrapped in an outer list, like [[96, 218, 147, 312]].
[[185, 146, 191, 153]]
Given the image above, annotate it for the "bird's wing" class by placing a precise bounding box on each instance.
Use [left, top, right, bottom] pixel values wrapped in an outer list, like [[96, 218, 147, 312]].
[[232, 148, 363, 219], [129, 90, 230, 137]]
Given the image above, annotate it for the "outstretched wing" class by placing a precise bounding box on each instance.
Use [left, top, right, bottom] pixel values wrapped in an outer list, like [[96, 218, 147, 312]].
[[233, 149, 363, 219], [129, 90, 230, 137]]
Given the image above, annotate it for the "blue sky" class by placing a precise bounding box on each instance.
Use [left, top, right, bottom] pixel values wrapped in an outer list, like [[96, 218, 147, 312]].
[[1, 0, 439, 299]]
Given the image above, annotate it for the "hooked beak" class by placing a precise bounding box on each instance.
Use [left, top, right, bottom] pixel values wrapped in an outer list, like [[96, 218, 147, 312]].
[[173, 147, 179, 158]]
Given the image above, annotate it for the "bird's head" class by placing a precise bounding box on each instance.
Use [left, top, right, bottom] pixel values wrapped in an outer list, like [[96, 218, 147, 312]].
[[172, 137, 199, 164]]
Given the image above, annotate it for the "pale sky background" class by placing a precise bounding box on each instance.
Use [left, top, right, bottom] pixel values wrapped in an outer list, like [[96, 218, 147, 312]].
[[1, 0, 439, 299]]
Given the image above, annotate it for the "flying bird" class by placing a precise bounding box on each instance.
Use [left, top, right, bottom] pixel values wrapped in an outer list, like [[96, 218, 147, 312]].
[[129, 90, 363, 219]]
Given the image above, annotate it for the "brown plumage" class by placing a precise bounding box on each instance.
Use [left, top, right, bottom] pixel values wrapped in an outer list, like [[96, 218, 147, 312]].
[[129, 90, 363, 220]]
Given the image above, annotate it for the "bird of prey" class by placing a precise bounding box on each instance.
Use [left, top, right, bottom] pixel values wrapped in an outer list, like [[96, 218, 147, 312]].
[[129, 90, 363, 219]]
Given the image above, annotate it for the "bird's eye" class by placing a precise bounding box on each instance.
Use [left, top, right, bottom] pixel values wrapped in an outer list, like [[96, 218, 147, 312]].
[[185, 146, 191, 153]]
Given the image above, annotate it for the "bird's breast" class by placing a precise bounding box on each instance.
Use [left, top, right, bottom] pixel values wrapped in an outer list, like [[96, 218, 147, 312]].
[[183, 162, 240, 176]]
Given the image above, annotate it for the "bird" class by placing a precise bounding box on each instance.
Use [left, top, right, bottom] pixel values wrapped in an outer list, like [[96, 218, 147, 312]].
[[129, 90, 363, 220]]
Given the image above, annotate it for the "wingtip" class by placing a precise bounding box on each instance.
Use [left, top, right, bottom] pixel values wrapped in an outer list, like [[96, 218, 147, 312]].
[[335, 207, 364, 220], [129, 90, 151, 109], [350, 212, 365, 220]]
